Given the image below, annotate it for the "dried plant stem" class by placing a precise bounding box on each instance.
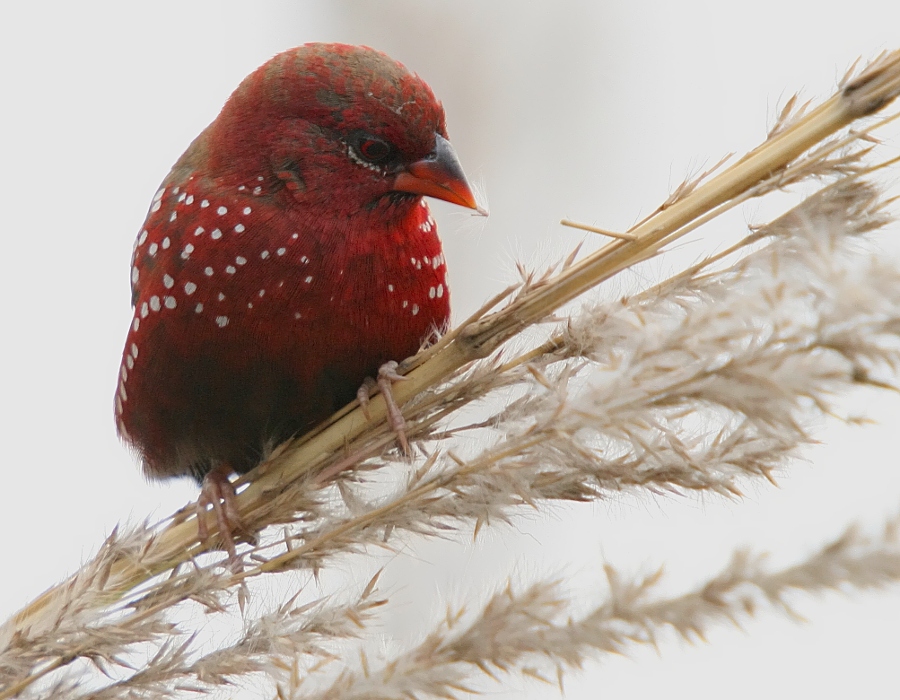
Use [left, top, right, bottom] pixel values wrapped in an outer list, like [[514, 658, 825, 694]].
[[460, 51, 900, 353], [5, 50, 900, 697], [241, 48, 900, 536], [251, 51, 900, 502]]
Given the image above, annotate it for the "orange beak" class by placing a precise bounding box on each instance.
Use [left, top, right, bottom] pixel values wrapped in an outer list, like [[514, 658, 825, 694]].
[[393, 135, 487, 215]]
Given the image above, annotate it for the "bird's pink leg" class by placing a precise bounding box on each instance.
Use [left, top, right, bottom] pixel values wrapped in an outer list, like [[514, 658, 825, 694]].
[[356, 360, 410, 455], [197, 463, 244, 564]]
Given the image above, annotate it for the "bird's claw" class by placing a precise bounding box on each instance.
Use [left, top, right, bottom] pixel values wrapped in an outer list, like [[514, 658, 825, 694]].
[[356, 376, 377, 420], [377, 361, 410, 456], [356, 361, 410, 456], [197, 464, 248, 571]]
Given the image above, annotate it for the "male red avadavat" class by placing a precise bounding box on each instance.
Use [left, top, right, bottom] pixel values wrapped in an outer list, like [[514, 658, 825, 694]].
[[115, 44, 482, 543]]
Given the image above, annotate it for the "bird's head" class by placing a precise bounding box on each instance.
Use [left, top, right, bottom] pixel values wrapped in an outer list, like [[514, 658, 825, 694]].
[[199, 43, 483, 221]]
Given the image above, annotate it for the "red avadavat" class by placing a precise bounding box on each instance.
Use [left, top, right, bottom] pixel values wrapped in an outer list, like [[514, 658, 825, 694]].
[[115, 44, 480, 526]]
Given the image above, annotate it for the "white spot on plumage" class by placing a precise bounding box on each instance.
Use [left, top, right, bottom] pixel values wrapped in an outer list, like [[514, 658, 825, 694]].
[[119, 383, 127, 401], [243, 206, 252, 215], [149, 296, 161, 312], [412, 304, 420, 315], [201, 199, 209, 208], [388, 284, 394, 292], [181, 243, 194, 260], [194, 226, 205, 236], [153, 188, 165, 202], [258, 289, 265, 297], [130, 343, 139, 358], [410, 257, 416, 266], [211, 228, 222, 240], [225, 265, 236, 274], [217, 206, 228, 215], [216, 315, 229, 327], [253, 186, 262, 195], [184, 281, 197, 295], [424, 256, 430, 265], [437, 283, 444, 298], [276, 248, 286, 256], [217, 292, 226, 301], [131, 267, 139, 284], [257, 176, 264, 181], [195, 303, 204, 313], [204, 267, 214, 276], [115, 396, 123, 415], [304, 276, 313, 283], [163, 274, 174, 289], [429, 287, 435, 299], [126, 354, 134, 370], [236, 256, 247, 265], [140, 302, 149, 318], [238, 185, 246, 192], [292, 233, 299, 239], [234, 223, 245, 233], [162, 237, 170, 249], [173, 187, 180, 195], [247, 302, 253, 309], [177, 192, 186, 203], [132, 317, 140, 332], [137, 229, 148, 246], [149, 242, 158, 256], [186, 194, 194, 205], [261, 250, 270, 259], [164, 296, 176, 309], [300, 255, 309, 264], [402, 300, 408, 308], [150, 200, 162, 213], [294, 312, 301, 319], [170, 211, 177, 222]]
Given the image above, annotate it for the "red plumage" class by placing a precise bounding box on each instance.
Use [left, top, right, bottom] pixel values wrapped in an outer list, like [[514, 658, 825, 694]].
[[115, 43, 480, 483]]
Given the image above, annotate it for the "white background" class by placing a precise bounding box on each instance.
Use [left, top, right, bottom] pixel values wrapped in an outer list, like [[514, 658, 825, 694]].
[[2, 2, 900, 698]]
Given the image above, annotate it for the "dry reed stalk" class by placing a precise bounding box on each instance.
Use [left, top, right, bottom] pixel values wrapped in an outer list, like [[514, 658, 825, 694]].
[[4, 49, 900, 699]]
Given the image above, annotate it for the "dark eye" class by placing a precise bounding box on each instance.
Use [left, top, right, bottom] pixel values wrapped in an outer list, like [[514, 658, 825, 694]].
[[354, 136, 393, 165]]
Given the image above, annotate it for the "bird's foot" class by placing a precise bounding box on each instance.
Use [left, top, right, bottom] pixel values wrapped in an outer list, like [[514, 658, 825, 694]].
[[197, 464, 246, 569], [356, 360, 410, 456]]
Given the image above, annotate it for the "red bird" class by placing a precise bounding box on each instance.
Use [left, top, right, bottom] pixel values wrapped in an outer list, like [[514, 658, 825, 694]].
[[115, 44, 481, 536]]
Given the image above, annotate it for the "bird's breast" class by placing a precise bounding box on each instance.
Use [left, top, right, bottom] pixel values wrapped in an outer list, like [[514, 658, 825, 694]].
[[116, 179, 449, 473]]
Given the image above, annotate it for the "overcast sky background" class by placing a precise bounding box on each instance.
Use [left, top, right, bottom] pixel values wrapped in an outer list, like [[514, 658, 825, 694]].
[[3, 2, 900, 698]]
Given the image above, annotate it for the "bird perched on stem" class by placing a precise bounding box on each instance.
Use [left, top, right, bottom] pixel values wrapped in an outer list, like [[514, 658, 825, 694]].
[[115, 43, 483, 554]]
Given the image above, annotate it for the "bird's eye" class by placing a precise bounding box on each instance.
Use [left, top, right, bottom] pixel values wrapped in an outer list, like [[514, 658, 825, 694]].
[[355, 137, 393, 165]]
